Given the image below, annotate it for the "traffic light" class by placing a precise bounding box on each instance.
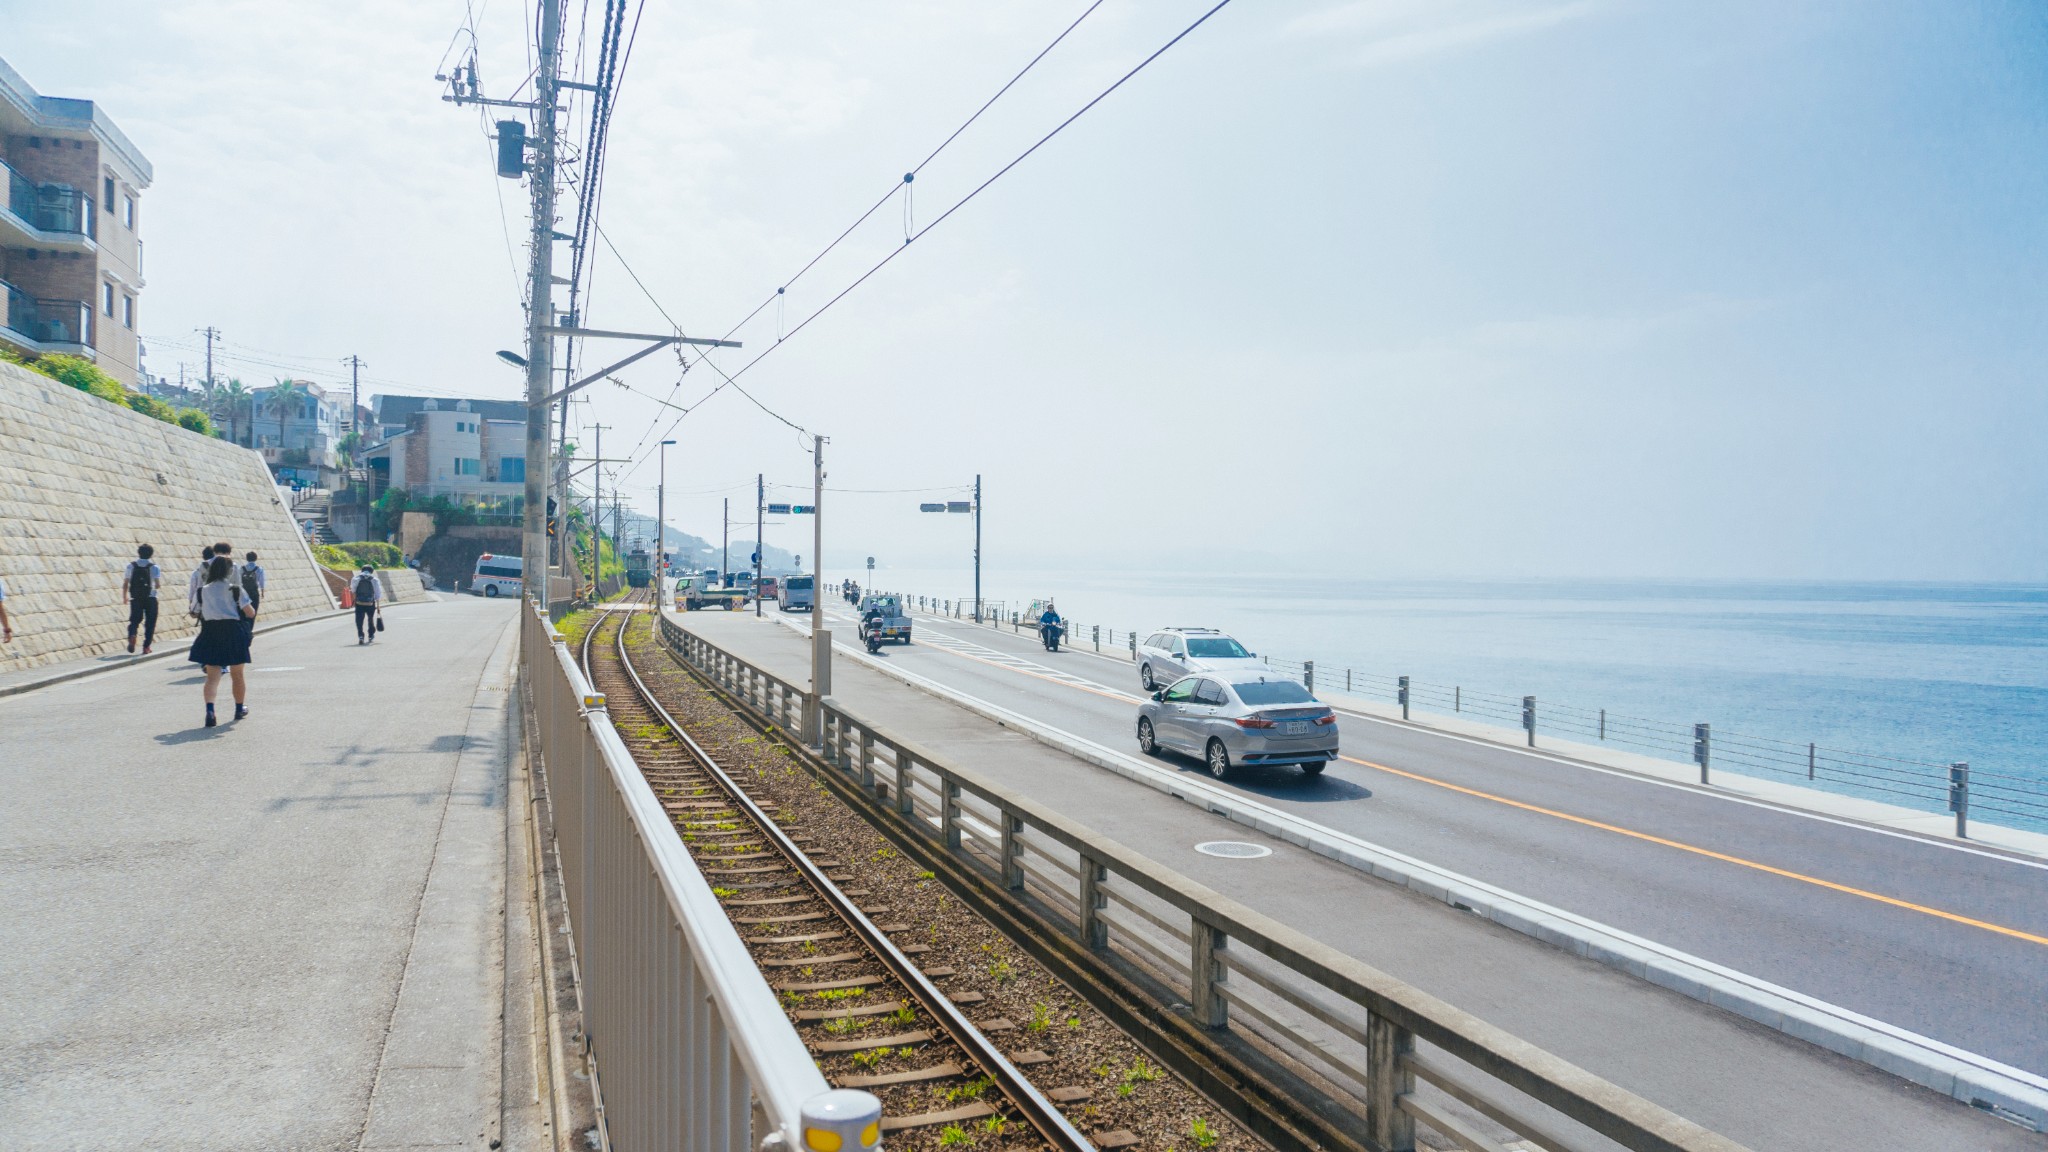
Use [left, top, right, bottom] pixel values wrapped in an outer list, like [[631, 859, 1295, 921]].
[[790, 504, 814, 514]]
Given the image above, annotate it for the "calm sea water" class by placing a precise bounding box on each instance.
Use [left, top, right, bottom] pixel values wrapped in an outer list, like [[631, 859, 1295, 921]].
[[840, 567, 2048, 830]]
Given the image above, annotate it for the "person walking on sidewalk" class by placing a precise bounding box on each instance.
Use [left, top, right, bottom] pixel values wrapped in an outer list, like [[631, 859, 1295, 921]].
[[352, 564, 384, 644], [122, 544, 161, 654], [240, 551, 266, 643], [187, 545, 215, 618], [189, 554, 255, 727]]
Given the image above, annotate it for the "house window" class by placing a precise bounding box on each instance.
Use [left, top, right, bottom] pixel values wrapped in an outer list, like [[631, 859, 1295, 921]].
[[103, 282, 115, 316], [455, 457, 480, 476], [121, 295, 133, 329], [499, 456, 524, 482], [123, 195, 136, 230], [104, 176, 114, 206]]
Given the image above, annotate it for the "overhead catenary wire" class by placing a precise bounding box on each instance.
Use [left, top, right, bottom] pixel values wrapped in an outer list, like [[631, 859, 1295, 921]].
[[621, 0, 1234, 475]]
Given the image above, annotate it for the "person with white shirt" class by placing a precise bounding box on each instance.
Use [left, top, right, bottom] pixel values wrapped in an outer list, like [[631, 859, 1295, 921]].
[[188, 554, 255, 727], [122, 543, 162, 655]]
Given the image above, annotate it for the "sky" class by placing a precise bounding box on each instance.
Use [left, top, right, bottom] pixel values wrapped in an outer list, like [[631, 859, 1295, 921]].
[[7, 0, 2046, 581]]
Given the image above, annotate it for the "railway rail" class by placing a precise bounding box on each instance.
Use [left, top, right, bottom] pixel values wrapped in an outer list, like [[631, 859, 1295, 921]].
[[578, 602, 1098, 1150]]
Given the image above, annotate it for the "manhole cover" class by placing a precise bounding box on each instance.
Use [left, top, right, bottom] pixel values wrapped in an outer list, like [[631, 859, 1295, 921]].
[[1195, 841, 1272, 859]]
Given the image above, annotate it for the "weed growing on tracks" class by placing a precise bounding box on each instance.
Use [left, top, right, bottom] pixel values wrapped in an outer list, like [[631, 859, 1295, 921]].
[[849, 1046, 896, 1070], [989, 959, 1016, 984], [711, 887, 736, 898], [943, 1075, 994, 1104], [979, 1114, 1010, 1136], [823, 1016, 870, 1035], [813, 988, 866, 1002], [893, 1006, 916, 1026], [1028, 1002, 1053, 1032], [1190, 1117, 1220, 1148], [938, 1123, 971, 1146], [875, 846, 897, 860]]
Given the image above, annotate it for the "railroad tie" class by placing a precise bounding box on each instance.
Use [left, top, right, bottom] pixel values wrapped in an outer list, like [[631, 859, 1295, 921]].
[[759, 952, 862, 968], [813, 1029, 931, 1054], [881, 1103, 996, 1132], [836, 1061, 963, 1088]]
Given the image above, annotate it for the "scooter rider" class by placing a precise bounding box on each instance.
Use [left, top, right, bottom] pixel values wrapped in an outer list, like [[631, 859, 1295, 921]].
[[861, 600, 886, 652], [1038, 601, 1063, 651]]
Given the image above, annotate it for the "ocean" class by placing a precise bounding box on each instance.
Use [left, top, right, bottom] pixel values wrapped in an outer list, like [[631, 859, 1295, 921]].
[[838, 568, 2048, 832]]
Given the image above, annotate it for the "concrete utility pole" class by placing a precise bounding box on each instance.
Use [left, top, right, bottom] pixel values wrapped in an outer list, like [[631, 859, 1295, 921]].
[[520, 0, 564, 606], [755, 473, 765, 617], [657, 440, 676, 594], [807, 434, 828, 744], [589, 423, 607, 596], [722, 497, 729, 579], [199, 326, 220, 392], [343, 355, 364, 499]]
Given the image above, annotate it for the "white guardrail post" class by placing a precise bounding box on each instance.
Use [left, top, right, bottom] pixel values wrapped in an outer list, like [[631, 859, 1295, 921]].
[[528, 606, 880, 1151]]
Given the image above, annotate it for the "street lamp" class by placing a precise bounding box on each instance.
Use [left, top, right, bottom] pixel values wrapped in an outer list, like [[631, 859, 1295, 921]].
[[658, 439, 676, 594], [495, 349, 528, 368]]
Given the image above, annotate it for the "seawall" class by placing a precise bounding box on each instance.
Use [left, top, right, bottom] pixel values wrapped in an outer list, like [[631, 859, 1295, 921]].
[[0, 361, 334, 671]]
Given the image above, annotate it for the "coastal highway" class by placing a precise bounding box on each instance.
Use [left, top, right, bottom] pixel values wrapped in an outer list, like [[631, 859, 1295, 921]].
[[797, 601, 2048, 1079]]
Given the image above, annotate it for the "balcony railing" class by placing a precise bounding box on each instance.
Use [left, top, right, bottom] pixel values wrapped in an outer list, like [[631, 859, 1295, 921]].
[[1, 279, 93, 348], [3, 158, 97, 239]]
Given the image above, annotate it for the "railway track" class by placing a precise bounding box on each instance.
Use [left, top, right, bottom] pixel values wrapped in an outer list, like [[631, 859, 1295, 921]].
[[579, 602, 1096, 1151]]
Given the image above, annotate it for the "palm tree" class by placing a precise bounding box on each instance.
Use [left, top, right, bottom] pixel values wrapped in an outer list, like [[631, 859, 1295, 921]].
[[265, 378, 308, 455], [213, 378, 251, 446]]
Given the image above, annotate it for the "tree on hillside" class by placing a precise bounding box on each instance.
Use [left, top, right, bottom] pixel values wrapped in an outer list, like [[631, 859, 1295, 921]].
[[265, 378, 308, 454]]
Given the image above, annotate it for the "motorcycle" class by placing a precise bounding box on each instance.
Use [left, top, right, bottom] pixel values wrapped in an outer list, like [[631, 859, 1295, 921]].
[[1039, 618, 1064, 652], [863, 617, 885, 654]]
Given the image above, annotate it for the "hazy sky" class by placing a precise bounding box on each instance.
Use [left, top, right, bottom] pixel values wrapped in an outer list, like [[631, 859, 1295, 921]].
[[9, 0, 2046, 580]]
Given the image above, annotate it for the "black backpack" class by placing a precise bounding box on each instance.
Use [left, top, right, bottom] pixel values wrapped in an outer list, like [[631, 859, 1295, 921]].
[[354, 572, 378, 602], [241, 564, 262, 605], [128, 560, 154, 601]]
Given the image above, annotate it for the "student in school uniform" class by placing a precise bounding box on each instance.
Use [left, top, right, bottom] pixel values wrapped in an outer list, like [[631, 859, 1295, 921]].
[[122, 544, 161, 654], [188, 554, 256, 727], [240, 551, 266, 643]]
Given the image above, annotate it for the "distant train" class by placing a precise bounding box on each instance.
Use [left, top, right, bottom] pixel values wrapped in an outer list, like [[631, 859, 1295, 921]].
[[625, 547, 652, 588]]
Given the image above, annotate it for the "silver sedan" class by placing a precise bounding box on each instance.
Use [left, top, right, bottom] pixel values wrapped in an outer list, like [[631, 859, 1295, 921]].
[[1135, 671, 1338, 779]]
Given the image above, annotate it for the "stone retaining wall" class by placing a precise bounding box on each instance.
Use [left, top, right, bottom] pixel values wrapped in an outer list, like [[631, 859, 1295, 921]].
[[0, 361, 335, 671]]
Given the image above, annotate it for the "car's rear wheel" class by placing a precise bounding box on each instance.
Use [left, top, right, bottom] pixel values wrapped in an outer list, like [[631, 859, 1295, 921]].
[[1205, 739, 1231, 779], [1137, 718, 1159, 756], [1140, 665, 1157, 691], [1302, 761, 1327, 777]]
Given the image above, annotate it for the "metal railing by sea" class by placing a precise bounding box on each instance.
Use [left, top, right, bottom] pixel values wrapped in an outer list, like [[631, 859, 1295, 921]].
[[664, 613, 1753, 1152], [904, 595, 2048, 838], [523, 604, 870, 1152]]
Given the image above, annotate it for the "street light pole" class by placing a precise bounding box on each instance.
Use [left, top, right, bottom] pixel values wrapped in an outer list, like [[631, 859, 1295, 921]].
[[658, 439, 675, 594], [755, 472, 765, 617], [807, 434, 828, 745], [974, 473, 983, 623]]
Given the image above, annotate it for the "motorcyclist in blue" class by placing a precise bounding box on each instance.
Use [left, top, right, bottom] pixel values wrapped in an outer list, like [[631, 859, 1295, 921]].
[[1038, 602, 1063, 651]]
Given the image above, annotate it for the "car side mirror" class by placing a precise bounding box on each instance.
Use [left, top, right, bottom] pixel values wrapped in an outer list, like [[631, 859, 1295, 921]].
[[1151, 690, 1165, 702]]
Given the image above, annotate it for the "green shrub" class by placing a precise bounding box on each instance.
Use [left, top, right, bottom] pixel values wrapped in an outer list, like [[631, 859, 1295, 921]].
[[175, 408, 213, 435], [126, 391, 176, 422], [36, 353, 128, 404], [333, 541, 404, 569]]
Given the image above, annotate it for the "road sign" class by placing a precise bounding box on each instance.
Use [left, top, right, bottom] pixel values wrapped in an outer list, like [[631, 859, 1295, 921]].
[[767, 503, 791, 514], [946, 501, 972, 513], [751, 551, 760, 564], [920, 503, 945, 512]]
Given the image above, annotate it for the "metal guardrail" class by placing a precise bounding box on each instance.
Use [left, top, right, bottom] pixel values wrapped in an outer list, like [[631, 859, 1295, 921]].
[[663, 614, 1751, 1152], [524, 604, 864, 1152]]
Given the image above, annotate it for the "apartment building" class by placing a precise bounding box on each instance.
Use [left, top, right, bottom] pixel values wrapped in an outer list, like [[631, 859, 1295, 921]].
[[0, 57, 151, 386], [362, 397, 528, 504], [247, 379, 349, 486]]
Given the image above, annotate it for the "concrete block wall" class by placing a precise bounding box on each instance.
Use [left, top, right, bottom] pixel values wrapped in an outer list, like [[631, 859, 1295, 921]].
[[0, 361, 334, 671]]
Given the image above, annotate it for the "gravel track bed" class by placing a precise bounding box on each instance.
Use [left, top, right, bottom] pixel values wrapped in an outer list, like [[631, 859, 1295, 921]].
[[616, 613, 1264, 1152]]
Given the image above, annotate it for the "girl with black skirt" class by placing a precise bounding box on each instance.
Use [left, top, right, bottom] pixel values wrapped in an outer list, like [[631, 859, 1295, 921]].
[[189, 554, 255, 727]]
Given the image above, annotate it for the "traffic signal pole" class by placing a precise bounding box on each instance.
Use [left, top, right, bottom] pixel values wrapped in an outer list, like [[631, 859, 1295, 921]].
[[974, 473, 983, 623]]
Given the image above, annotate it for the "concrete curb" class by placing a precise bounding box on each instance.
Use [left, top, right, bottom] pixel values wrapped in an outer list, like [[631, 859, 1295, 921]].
[[774, 615, 2048, 1132], [0, 607, 357, 699]]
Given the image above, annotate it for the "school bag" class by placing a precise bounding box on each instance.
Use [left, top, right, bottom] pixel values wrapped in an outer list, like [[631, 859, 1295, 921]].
[[354, 572, 379, 603], [241, 564, 263, 606], [128, 561, 155, 601]]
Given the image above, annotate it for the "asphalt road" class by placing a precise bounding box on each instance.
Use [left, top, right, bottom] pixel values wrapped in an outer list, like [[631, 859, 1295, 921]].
[[807, 602, 2048, 1077]]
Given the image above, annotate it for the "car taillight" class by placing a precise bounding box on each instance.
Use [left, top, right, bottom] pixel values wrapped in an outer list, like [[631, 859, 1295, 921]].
[[1314, 713, 1337, 726], [1234, 715, 1276, 729]]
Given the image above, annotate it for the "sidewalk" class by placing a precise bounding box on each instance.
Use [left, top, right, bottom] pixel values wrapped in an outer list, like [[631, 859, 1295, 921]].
[[0, 595, 539, 1150]]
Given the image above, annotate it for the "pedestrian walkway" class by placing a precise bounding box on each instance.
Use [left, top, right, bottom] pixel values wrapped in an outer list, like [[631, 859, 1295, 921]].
[[0, 595, 542, 1150], [665, 606, 2041, 1152]]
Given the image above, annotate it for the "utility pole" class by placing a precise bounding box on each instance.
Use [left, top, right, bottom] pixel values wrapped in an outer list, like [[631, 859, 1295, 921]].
[[807, 434, 828, 745], [520, 0, 564, 606], [199, 326, 220, 390], [974, 473, 983, 623], [658, 440, 676, 593], [722, 497, 729, 579], [756, 473, 765, 617], [343, 354, 364, 500], [588, 423, 608, 596]]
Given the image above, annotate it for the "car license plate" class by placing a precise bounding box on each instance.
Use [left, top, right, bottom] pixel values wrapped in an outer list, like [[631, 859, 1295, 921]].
[[1280, 720, 1312, 735]]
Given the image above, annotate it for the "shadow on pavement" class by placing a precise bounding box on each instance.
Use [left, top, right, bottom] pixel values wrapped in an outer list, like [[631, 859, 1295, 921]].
[[1153, 752, 1373, 802], [155, 726, 227, 745]]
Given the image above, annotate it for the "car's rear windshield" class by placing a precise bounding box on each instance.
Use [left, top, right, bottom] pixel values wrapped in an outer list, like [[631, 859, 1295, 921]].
[[1187, 637, 1250, 658], [786, 577, 813, 590], [1232, 680, 1315, 705]]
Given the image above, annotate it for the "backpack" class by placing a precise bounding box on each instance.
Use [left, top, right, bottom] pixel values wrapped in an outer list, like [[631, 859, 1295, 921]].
[[354, 572, 378, 602], [241, 564, 262, 605], [128, 561, 155, 601]]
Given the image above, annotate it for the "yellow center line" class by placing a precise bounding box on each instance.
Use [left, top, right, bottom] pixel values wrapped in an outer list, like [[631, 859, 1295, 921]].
[[1343, 755, 2048, 947]]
